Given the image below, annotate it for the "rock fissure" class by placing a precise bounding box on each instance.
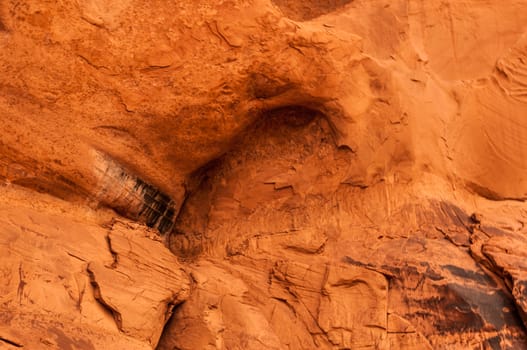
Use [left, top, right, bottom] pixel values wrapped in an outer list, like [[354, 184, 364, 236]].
[[0, 336, 23, 348], [86, 263, 124, 331]]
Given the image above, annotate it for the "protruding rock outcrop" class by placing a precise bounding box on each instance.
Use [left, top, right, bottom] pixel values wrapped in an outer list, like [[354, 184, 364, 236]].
[[0, 187, 190, 349]]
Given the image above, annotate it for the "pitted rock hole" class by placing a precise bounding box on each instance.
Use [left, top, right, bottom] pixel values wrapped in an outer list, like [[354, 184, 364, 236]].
[[272, 0, 354, 21]]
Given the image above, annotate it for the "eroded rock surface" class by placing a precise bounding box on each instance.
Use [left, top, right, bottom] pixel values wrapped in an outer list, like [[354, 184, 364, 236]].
[[1, 0, 527, 349], [0, 187, 189, 349]]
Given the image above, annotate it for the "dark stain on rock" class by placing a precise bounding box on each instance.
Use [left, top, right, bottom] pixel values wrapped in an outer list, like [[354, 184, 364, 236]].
[[17, 263, 26, 304], [403, 281, 525, 336], [0, 10, 6, 32], [345, 251, 525, 335], [508, 332, 527, 349], [424, 268, 444, 282], [134, 178, 177, 234], [480, 225, 508, 237], [439, 201, 470, 230], [426, 201, 471, 246], [344, 256, 374, 269], [483, 335, 501, 350], [248, 73, 294, 99], [95, 154, 179, 235], [447, 283, 524, 331], [48, 327, 95, 350], [413, 284, 485, 333], [272, 0, 354, 21], [443, 264, 497, 287], [513, 280, 527, 329], [266, 106, 318, 127]]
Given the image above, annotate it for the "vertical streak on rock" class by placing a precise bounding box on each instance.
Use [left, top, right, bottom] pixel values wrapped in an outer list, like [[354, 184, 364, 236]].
[[0, 12, 5, 32], [93, 151, 180, 234], [16, 263, 26, 305]]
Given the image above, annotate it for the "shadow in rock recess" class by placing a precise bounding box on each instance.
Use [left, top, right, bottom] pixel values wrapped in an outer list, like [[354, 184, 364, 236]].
[[167, 105, 343, 259], [272, 0, 354, 21]]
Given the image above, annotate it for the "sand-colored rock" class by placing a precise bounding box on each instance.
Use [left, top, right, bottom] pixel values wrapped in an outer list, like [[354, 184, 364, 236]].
[[0, 186, 190, 349], [1, 0, 527, 349]]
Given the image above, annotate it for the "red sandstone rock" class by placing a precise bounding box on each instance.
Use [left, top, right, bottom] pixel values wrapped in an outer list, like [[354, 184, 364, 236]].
[[1, 0, 527, 349]]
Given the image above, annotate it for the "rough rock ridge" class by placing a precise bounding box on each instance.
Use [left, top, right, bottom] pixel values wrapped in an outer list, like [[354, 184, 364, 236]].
[[1, 0, 527, 349]]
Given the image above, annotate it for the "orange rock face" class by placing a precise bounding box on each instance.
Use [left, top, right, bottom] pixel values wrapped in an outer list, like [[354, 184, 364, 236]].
[[1, 0, 527, 349]]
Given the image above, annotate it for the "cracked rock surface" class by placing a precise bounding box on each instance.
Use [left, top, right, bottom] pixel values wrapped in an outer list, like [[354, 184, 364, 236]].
[[1, 0, 527, 349], [0, 187, 188, 349]]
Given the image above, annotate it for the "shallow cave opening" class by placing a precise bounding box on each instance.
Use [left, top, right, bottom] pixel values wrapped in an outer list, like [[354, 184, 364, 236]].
[[166, 104, 345, 259]]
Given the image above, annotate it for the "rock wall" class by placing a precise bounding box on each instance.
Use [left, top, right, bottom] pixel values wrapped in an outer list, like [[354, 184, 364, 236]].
[[1, 0, 527, 349]]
